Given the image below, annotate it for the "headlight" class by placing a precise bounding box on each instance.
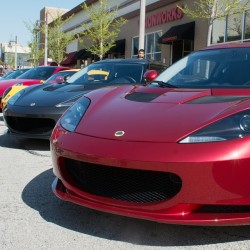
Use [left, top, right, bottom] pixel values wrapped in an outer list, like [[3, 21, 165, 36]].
[[60, 97, 90, 132], [55, 94, 83, 107], [8, 89, 25, 105], [2, 87, 12, 98], [179, 110, 250, 143]]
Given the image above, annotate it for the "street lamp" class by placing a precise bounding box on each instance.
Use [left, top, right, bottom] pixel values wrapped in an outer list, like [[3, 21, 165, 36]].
[[9, 35, 17, 70], [44, 13, 48, 66], [139, 0, 146, 50]]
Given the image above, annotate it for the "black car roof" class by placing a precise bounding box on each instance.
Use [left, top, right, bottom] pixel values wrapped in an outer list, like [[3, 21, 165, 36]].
[[93, 58, 166, 67]]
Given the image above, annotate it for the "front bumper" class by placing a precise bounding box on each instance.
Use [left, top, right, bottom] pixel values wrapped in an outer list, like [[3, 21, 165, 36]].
[[51, 125, 250, 226], [3, 104, 68, 139]]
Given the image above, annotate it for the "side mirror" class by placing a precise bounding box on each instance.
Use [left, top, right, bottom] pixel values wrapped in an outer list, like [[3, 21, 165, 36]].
[[63, 74, 71, 82], [143, 70, 158, 83], [55, 75, 64, 83]]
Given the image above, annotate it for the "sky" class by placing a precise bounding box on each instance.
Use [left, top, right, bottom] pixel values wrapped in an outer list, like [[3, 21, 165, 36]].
[[0, 1, 83, 47]]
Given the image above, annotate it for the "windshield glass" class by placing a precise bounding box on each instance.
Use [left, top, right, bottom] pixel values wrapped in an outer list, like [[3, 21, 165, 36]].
[[17, 67, 55, 80], [0, 71, 14, 79], [156, 48, 250, 88], [4, 69, 29, 79], [67, 62, 144, 85], [44, 70, 77, 84]]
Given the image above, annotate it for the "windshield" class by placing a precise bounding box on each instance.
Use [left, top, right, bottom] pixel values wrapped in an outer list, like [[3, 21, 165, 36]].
[[17, 67, 55, 80], [44, 70, 77, 84], [67, 62, 144, 85], [0, 71, 14, 79], [4, 69, 29, 79], [156, 48, 250, 88]]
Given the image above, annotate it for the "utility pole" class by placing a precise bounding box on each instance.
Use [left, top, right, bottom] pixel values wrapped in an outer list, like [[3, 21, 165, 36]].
[[44, 13, 48, 66], [139, 0, 146, 50]]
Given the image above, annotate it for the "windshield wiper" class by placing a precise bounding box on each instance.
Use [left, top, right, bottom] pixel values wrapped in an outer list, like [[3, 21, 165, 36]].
[[151, 80, 178, 88]]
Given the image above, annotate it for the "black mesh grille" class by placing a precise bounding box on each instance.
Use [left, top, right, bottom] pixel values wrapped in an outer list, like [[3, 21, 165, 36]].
[[6, 116, 55, 134], [62, 158, 182, 203]]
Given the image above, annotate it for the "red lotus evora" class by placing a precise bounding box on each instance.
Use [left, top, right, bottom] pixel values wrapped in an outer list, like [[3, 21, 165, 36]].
[[51, 43, 250, 226]]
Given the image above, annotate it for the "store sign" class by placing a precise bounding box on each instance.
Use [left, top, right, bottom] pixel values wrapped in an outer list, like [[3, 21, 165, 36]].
[[145, 7, 184, 28]]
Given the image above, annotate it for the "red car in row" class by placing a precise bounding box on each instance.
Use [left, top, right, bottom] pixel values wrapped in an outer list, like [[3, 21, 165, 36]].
[[0, 66, 72, 109]]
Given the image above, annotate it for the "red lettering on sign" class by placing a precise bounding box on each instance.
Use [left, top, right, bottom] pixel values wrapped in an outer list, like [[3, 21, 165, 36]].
[[145, 7, 184, 28]]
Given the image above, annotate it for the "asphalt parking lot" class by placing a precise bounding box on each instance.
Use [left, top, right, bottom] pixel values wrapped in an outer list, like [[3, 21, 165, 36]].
[[1, 112, 250, 250]]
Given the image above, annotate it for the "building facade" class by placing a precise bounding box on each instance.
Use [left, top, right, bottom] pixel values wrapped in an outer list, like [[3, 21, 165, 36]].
[[43, 0, 250, 68], [1, 42, 31, 69]]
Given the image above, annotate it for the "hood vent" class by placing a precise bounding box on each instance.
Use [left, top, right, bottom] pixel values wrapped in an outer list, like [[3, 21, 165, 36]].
[[125, 92, 161, 102], [43, 85, 61, 91], [187, 96, 250, 104]]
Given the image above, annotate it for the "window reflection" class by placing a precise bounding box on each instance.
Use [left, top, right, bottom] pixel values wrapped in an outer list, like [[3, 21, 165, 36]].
[[226, 13, 242, 41], [244, 10, 250, 39]]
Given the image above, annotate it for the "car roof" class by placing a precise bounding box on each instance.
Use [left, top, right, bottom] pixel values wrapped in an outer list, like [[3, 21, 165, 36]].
[[201, 42, 250, 51], [58, 69, 80, 72], [36, 66, 70, 69], [93, 58, 167, 67]]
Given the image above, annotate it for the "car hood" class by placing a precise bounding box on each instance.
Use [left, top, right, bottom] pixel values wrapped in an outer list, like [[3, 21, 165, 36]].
[[15, 83, 89, 107], [0, 79, 42, 96], [75, 85, 250, 142]]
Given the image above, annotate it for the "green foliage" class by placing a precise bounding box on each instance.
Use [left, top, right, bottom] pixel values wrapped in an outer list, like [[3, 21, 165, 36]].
[[45, 12, 75, 64], [25, 21, 44, 66], [177, 0, 249, 22], [177, 0, 250, 45], [80, 0, 127, 60], [25, 11, 75, 65]]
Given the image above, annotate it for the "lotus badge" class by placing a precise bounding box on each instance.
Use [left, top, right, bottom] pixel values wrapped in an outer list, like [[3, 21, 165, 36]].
[[115, 131, 125, 137]]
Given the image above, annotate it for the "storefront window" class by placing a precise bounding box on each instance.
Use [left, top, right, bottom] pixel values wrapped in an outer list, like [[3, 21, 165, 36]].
[[132, 31, 162, 60], [211, 19, 226, 44], [155, 32, 161, 53], [146, 33, 154, 55], [212, 8, 250, 44], [226, 13, 242, 42], [132, 37, 139, 57], [244, 10, 250, 39]]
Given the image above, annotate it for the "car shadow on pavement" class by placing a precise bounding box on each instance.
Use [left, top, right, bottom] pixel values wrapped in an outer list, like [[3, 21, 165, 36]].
[[0, 131, 50, 151], [22, 169, 250, 247]]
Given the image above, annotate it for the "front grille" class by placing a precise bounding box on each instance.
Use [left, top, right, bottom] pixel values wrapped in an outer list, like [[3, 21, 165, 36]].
[[195, 205, 250, 214], [6, 116, 55, 134], [62, 158, 182, 203]]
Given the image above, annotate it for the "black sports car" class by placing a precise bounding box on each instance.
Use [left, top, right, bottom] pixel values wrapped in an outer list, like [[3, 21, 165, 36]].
[[3, 59, 166, 139]]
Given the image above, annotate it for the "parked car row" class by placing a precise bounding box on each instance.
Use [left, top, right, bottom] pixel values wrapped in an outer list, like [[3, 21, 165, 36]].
[[0, 65, 72, 109], [0, 68, 30, 81], [3, 44, 250, 226], [1, 69, 80, 109], [2, 59, 166, 139]]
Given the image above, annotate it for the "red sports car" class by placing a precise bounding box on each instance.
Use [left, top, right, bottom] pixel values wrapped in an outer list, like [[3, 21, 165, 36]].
[[0, 66, 72, 107], [51, 43, 250, 226]]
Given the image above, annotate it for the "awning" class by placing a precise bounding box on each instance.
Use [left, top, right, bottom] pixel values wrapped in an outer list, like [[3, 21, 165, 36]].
[[72, 49, 93, 60], [60, 51, 77, 65], [158, 22, 195, 44], [107, 39, 125, 54]]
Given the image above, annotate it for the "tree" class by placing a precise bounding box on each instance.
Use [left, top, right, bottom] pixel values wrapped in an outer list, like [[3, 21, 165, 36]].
[[79, 0, 127, 60], [25, 21, 44, 66], [177, 0, 250, 46], [45, 12, 76, 64]]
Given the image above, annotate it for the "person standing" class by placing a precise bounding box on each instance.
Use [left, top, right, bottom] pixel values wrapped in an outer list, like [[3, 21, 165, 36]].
[[137, 49, 145, 58]]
